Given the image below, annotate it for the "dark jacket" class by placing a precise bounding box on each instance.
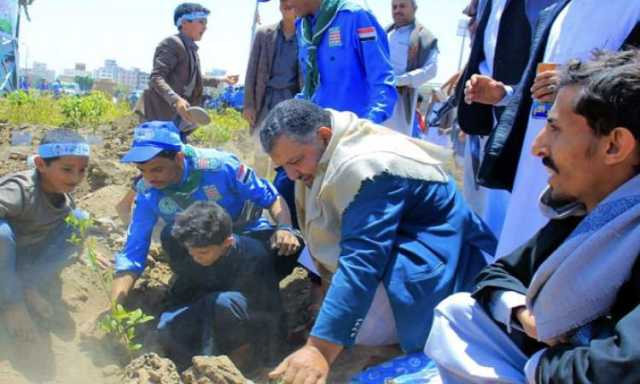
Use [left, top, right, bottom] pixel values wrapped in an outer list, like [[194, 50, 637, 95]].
[[456, 0, 556, 136], [244, 22, 302, 129], [385, 21, 438, 126], [142, 33, 219, 121], [473, 215, 640, 383], [478, 1, 640, 190]]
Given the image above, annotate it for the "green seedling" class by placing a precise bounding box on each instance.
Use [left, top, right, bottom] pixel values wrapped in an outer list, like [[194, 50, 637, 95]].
[[66, 213, 154, 358]]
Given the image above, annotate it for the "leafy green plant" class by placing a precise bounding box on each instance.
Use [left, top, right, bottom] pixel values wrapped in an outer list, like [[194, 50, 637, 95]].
[[65, 213, 153, 357], [191, 108, 249, 146], [59, 91, 112, 130], [99, 304, 154, 352], [0, 90, 132, 128], [0, 90, 64, 126]]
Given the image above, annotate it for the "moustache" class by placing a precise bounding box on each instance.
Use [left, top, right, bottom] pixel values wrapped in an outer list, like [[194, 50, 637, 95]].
[[542, 156, 559, 173]]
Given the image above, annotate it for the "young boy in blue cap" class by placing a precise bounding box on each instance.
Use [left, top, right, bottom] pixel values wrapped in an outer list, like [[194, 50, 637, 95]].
[[111, 121, 301, 306], [0, 129, 90, 341]]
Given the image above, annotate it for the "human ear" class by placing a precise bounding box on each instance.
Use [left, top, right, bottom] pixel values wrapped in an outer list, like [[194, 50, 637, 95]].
[[604, 127, 637, 165], [34, 156, 48, 172], [317, 126, 333, 145]]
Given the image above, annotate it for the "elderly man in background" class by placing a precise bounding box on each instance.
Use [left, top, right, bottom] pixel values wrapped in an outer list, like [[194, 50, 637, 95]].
[[260, 99, 496, 384], [383, 0, 438, 137]]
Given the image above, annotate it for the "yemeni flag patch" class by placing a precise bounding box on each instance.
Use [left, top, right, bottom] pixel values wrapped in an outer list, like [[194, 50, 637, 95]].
[[357, 26, 377, 41], [236, 163, 252, 184]]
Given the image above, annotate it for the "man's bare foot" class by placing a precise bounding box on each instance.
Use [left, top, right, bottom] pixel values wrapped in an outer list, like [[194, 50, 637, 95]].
[[3, 302, 39, 341], [25, 289, 54, 319]]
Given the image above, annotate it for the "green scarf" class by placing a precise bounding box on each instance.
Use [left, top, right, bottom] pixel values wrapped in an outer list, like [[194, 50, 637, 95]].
[[301, 0, 345, 99]]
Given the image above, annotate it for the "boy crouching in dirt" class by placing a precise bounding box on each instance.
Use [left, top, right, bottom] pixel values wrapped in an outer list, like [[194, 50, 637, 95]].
[[156, 200, 286, 370], [0, 129, 90, 341]]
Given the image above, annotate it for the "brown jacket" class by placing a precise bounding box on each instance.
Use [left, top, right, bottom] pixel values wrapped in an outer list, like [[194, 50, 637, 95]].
[[244, 22, 301, 128], [142, 33, 219, 121]]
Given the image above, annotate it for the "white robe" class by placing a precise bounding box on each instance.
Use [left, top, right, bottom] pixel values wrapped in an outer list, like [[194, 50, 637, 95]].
[[463, 0, 511, 241], [495, 0, 640, 257], [384, 24, 438, 136]]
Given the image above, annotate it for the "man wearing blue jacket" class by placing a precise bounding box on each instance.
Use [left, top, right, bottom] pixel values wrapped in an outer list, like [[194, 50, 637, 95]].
[[110, 121, 300, 303], [293, 0, 397, 124], [261, 99, 496, 384]]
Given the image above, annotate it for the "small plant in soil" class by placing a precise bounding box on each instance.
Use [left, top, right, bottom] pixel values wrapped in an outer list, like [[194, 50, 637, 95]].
[[65, 213, 154, 358]]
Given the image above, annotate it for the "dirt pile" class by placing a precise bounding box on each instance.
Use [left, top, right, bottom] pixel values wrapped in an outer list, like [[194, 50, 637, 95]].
[[122, 353, 181, 384], [182, 356, 248, 384], [279, 267, 312, 333]]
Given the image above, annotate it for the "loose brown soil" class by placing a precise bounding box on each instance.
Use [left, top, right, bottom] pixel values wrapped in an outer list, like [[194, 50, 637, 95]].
[[0, 118, 405, 384]]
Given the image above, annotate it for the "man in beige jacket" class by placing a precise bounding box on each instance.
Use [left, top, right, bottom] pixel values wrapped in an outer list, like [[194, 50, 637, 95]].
[[259, 99, 496, 384]]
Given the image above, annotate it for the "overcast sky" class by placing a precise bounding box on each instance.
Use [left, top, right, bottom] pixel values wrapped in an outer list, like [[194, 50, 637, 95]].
[[18, 0, 471, 83]]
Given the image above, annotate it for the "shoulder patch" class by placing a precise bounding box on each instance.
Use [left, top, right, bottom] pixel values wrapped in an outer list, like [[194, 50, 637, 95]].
[[194, 157, 223, 171], [357, 26, 377, 42], [236, 164, 253, 184]]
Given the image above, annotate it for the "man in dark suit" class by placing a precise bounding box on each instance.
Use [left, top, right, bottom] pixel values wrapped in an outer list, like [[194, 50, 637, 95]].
[[455, 0, 556, 238], [244, 0, 301, 133], [142, 3, 239, 124]]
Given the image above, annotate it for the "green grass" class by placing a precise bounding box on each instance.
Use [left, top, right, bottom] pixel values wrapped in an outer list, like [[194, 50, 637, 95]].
[[190, 108, 249, 146], [0, 90, 132, 129]]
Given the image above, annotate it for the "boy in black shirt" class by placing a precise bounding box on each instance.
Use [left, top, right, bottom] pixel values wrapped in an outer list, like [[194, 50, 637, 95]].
[[157, 200, 285, 368]]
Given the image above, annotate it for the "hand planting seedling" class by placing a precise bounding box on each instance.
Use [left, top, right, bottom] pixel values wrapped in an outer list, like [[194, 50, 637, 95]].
[[66, 213, 154, 358]]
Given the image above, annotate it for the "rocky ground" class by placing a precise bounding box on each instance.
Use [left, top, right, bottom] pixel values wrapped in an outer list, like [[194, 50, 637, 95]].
[[0, 118, 406, 384]]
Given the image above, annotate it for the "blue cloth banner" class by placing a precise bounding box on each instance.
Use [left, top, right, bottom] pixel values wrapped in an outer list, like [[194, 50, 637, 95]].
[[350, 353, 439, 384]]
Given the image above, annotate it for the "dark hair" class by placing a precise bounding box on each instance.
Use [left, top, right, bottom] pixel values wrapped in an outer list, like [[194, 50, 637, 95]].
[[40, 128, 88, 165], [259, 99, 332, 153], [171, 201, 232, 247], [174, 3, 210, 27], [559, 49, 640, 141]]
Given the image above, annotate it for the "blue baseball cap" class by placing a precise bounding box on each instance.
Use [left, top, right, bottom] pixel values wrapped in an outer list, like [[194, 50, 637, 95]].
[[121, 121, 184, 163]]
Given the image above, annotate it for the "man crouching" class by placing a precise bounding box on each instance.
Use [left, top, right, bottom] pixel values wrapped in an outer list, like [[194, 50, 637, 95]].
[[260, 99, 497, 383]]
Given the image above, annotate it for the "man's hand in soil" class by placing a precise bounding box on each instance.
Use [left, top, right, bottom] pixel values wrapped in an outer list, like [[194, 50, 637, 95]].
[[270, 229, 301, 256], [270, 336, 342, 384], [174, 98, 196, 125], [110, 272, 136, 304], [3, 302, 38, 341]]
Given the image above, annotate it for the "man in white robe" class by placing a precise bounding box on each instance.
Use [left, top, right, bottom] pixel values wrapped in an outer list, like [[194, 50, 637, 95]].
[[481, 0, 640, 257]]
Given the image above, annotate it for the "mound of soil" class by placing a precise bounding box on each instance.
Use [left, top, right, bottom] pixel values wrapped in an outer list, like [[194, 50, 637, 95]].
[[182, 356, 248, 384], [122, 353, 181, 384]]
